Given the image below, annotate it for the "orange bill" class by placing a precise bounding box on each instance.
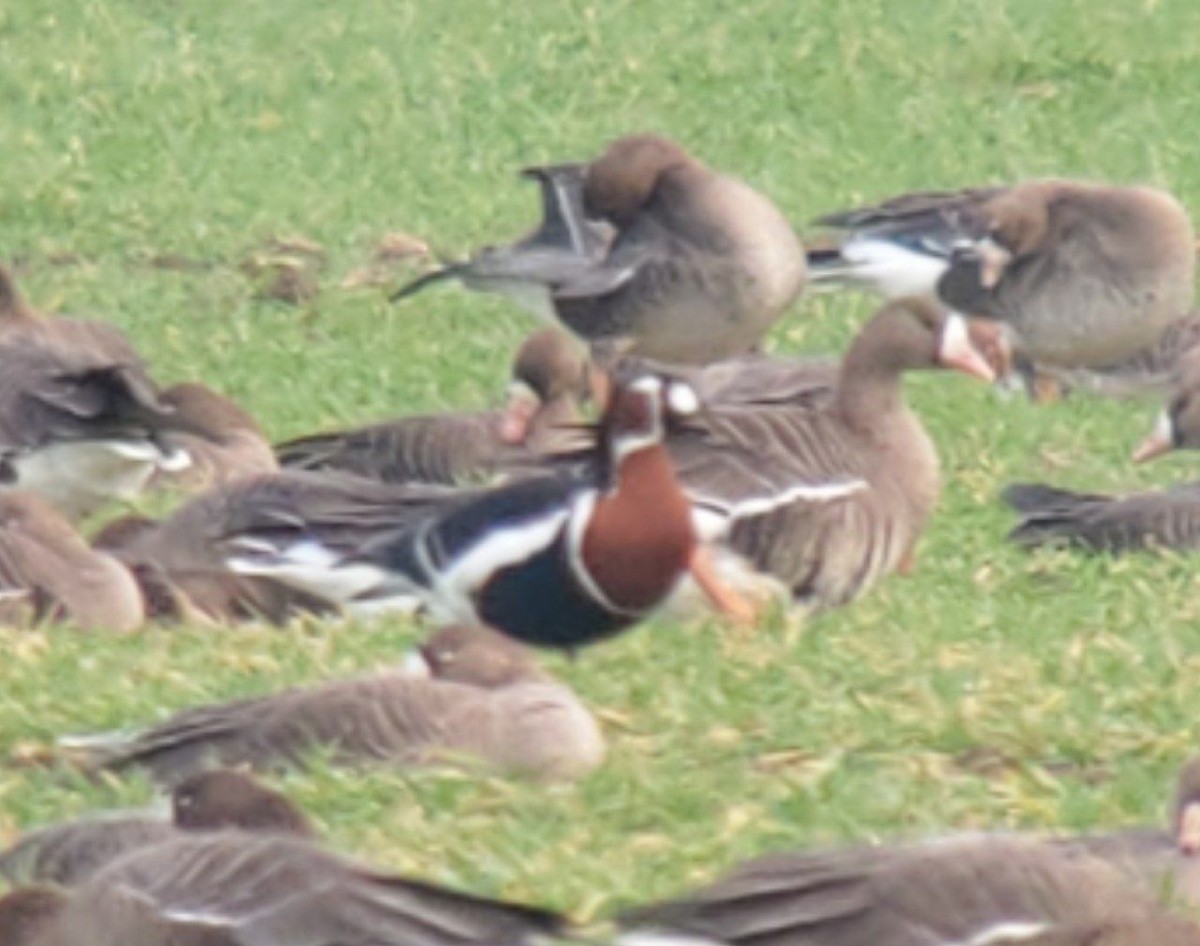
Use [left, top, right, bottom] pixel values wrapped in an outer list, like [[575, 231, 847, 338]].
[[688, 543, 758, 628]]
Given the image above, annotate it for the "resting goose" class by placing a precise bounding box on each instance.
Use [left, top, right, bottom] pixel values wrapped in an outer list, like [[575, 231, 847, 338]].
[[1003, 353, 1200, 553], [811, 181, 1195, 379], [0, 769, 312, 887], [63, 624, 605, 784], [618, 833, 1194, 946], [1, 832, 564, 946], [397, 134, 807, 366], [275, 328, 592, 484]]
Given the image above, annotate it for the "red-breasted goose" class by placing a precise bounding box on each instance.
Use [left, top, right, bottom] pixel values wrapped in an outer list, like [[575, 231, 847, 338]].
[[275, 328, 593, 484], [398, 134, 806, 366], [811, 181, 1195, 375], [64, 624, 605, 784], [224, 375, 756, 647], [4, 832, 565, 946], [0, 769, 311, 888]]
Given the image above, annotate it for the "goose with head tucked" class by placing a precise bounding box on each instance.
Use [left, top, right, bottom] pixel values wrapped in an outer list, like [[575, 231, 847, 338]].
[[810, 181, 1195, 382], [3, 832, 565, 946], [63, 624, 605, 784], [396, 134, 807, 366], [0, 769, 312, 888], [274, 328, 593, 485], [223, 374, 756, 648]]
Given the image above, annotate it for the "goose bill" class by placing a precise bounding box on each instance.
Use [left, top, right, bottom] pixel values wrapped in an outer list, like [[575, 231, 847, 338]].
[[1132, 410, 1175, 463], [1180, 801, 1200, 855], [977, 236, 1012, 289], [499, 381, 540, 444], [938, 314, 996, 382]]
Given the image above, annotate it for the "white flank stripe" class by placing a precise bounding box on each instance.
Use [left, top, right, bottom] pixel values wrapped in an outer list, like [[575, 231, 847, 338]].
[[435, 507, 571, 618], [691, 478, 868, 540], [952, 921, 1050, 946], [615, 932, 726, 946]]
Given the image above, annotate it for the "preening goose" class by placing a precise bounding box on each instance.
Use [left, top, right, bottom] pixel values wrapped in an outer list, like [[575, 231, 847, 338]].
[[397, 134, 807, 366], [811, 181, 1195, 377]]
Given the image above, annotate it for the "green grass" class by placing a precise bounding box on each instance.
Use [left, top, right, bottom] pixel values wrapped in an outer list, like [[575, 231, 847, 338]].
[[4, 0, 1200, 920]]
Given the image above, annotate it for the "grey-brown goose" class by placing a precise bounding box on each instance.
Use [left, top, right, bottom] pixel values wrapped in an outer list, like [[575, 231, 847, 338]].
[[398, 134, 807, 366], [85, 470, 410, 624], [0, 490, 143, 631], [1003, 354, 1200, 553], [150, 383, 277, 493], [811, 181, 1195, 377], [0, 769, 312, 888], [660, 299, 999, 612], [0, 332, 195, 521], [64, 624, 605, 784], [618, 834, 1190, 946], [4, 832, 565, 946], [275, 328, 592, 485]]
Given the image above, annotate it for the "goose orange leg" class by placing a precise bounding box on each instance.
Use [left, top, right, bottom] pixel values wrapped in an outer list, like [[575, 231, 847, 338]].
[[688, 543, 758, 627]]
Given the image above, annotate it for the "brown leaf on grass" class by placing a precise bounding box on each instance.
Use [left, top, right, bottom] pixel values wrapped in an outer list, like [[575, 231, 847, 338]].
[[7, 740, 56, 768], [374, 231, 430, 261], [264, 235, 326, 259]]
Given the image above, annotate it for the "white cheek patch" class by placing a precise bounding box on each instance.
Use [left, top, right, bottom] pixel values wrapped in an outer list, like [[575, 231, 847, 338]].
[[666, 381, 700, 417]]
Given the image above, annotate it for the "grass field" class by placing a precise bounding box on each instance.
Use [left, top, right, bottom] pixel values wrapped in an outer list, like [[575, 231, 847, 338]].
[[4, 0, 1200, 921]]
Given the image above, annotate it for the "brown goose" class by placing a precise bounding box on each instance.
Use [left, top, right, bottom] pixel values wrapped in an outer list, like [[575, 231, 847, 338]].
[[275, 328, 592, 484], [397, 134, 807, 366], [150, 383, 277, 492], [618, 834, 1190, 946], [0, 769, 311, 888], [811, 181, 1195, 380], [1003, 355, 1200, 553], [63, 624, 605, 784], [3, 832, 564, 946], [0, 332, 195, 520], [0, 490, 143, 631], [659, 299, 999, 612]]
